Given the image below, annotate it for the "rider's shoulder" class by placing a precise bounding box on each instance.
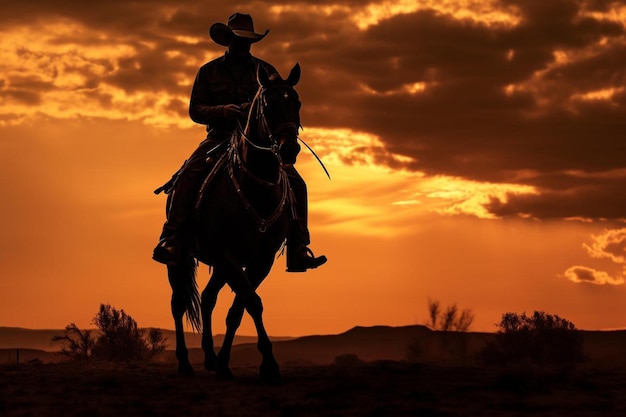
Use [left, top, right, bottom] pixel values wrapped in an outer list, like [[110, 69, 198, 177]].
[[200, 55, 226, 70]]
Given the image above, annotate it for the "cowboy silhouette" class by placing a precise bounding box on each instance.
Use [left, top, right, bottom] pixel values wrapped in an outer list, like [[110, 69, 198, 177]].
[[153, 13, 327, 272]]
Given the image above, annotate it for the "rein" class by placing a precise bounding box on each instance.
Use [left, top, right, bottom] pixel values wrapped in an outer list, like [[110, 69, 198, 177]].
[[227, 83, 296, 233], [227, 141, 292, 233], [240, 84, 295, 159], [239, 83, 331, 180]]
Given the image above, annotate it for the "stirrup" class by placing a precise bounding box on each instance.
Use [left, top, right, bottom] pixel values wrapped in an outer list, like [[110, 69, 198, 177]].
[[286, 247, 327, 273]]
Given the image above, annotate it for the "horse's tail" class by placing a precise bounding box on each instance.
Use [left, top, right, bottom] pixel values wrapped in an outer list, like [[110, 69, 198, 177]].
[[168, 255, 202, 333]]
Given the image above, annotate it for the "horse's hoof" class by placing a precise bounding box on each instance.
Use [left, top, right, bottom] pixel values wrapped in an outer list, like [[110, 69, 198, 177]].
[[178, 362, 195, 376], [260, 361, 281, 384], [204, 355, 218, 372], [216, 366, 234, 381]]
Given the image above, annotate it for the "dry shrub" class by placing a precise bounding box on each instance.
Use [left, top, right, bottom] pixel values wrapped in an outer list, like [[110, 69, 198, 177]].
[[333, 354, 364, 367], [51, 324, 96, 360], [480, 311, 584, 367], [52, 304, 167, 362], [426, 298, 474, 331]]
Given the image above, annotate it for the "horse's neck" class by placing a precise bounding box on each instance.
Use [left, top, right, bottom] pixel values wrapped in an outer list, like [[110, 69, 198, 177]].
[[239, 127, 280, 185]]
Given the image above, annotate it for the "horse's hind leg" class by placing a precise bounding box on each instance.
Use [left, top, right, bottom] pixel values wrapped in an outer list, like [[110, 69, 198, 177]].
[[201, 268, 227, 371], [168, 263, 196, 376]]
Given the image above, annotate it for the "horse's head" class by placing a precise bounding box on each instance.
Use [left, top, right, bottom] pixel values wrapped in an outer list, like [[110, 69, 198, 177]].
[[253, 63, 302, 165]]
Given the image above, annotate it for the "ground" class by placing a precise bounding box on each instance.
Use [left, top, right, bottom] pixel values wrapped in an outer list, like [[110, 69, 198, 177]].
[[1, 361, 625, 416]]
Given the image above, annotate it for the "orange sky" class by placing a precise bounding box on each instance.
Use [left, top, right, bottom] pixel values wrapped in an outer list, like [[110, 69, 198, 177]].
[[1, 0, 626, 336]]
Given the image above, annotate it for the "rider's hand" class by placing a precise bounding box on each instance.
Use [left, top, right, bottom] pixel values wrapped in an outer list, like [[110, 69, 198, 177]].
[[222, 104, 242, 120]]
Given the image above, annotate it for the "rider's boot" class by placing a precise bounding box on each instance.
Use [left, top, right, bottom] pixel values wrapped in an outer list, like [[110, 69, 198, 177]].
[[286, 242, 327, 272], [153, 173, 199, 266], [284, 166, 327, 272], [153, 138, 223, 265], [153, 227, 180, 266]]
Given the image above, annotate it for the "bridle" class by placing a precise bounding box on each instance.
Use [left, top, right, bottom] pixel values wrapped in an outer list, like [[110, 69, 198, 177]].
[[239, 83, 300, 163], [227, 83, 299, 233]]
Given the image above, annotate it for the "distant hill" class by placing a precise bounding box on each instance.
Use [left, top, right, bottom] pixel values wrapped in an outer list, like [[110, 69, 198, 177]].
[[0, 327, 293, 352], [223, 325, 494, 366], [3, 325, 625, 369], [200, 325, 626, 369], [0, 328, 67, 351]]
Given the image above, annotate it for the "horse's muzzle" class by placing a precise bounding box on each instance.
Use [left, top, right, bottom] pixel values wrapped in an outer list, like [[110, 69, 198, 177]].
[[279, 140, 300, 165]]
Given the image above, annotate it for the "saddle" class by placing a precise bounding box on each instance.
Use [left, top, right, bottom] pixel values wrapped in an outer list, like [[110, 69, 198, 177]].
[[153, 140, 229, 196], [154, 133, 296, 253]]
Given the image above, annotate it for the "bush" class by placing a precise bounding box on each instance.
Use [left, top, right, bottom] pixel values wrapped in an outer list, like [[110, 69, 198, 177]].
[[333, 353, 364, 367], [92, 304, 149, 361], [52, 304, 167, 362], [481, 311, 584, 367]]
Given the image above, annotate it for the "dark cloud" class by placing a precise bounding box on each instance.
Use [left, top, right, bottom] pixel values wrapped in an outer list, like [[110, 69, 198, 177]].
[[2, 0, 626, 221], [487, 179, 626, 220]]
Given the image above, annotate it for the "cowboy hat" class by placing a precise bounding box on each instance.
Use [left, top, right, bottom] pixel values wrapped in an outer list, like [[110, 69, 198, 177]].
[[209, 13, 269, 46]]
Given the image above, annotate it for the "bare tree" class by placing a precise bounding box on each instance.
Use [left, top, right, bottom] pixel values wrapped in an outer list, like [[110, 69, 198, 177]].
[[51, 323, 96, 360], [426, 299, 474, 332], [440, 304, 458, 331], [427, 298, 440, 329], [454, 308, 475, 332]]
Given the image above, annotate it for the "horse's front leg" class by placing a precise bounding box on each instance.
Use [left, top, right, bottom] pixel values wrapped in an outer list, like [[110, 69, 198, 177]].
[[201, 269, 226, 371], [247, 293, 280, 383], [241, 257, 280, 383], [215, 296, 246, 380], [217, 292, 278, 382], [214, 258, 277, 381]]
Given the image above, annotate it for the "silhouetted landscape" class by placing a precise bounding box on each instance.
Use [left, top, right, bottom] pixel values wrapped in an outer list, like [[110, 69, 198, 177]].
[[2, 325, 626, 416]]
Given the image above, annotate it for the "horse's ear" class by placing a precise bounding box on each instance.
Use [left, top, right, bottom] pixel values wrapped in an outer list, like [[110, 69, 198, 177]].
[[286, 63, 300, 86], [257, 64, 270, 87]]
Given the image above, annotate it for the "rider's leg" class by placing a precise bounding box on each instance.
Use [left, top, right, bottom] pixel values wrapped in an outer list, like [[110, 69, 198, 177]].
[[153, 139, 219, 265], [283, 166, 327, 272]]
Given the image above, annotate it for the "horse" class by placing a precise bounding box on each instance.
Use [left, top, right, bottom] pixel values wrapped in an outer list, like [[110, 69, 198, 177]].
[[166, 63, 303, 382]]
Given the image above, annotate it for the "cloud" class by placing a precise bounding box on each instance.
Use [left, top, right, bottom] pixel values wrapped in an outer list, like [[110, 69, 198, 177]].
[[485, 171, 626, 220], [302, 127, 538, 223], [564, 265, 624, 285], [1, 0, 625, 221], [564, 228, 626, 285], [584, 227, 626, 263]]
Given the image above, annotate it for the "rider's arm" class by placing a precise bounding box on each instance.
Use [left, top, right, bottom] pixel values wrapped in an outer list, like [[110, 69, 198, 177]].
[[188, 65, 228, 126]]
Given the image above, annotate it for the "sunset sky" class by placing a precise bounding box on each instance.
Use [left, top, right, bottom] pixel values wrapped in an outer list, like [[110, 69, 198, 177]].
[[1, 0, 626, 337]]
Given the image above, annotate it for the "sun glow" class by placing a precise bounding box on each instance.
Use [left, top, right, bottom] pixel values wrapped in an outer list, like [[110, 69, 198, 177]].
[[0, 21, 195, 127], [420, 176, 538, 219], [359, 81, 429, 96], [580, 3, 626, 26], [507, 31, 626, 113], [174, 35, 201, 45], [299, 128, 539, 237], [352, 0, 521, 29], [571, 87, 625, 102], [269, 1, 521, 31]]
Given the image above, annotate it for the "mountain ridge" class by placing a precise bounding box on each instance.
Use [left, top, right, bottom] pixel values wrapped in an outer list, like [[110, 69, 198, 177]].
[[3, 325, 625, 369]]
